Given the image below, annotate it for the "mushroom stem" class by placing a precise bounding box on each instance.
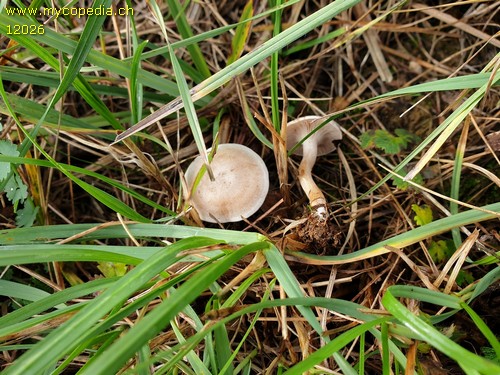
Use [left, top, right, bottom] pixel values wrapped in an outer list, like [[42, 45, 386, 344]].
[[298, 139, 328, 219]]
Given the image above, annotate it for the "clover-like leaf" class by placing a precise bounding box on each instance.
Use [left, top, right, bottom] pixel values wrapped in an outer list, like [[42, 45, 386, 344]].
[[16, 198, 39, 228], [411, 204, 433, 226], [0, 140, 19, 181], [428, 239, 455, 263], [361, 129, 421, 155], [5, 174, 28, 205]]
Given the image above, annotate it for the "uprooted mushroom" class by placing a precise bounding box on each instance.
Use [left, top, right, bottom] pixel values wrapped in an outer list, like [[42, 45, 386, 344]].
[[286, 115, 343, 220]]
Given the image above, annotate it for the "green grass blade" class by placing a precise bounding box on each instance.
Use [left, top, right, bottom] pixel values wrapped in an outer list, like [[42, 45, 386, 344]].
[[166, 0, 211, 79], [214, 321, 234, 375], [0, 66, 167, 108], [0, 13, 182, 101], [469, 267, 500, 301], [358, 332, 366, 374], [2, 237, 221, 375], [0, 303, 86, 342], [0, 222, 264, 245], [130, 297, 380, 374], [78, 241, 268, 375], [283, 27, 347, 56], [53, 331, 123, 375], [219, 280, 271, 375], [44, 0, 112, 107], [0, 84, 151, 221], [386, 285, 462, 309], [450, 122, 468, 248], [369, 327, 410, 372], [227, 0, 254, 65], [0, 90, 100, 130], [358, 65, 500, 200], [0, 278, 116, 328], [148, 0, 212, 174], [136, 0, 302, 61], [283, 318, 390, 374], [0, 29, 122, 134], [170, 321, 211, 375], [115, 0, 363, 143], [382, 288, 500, 375], [264, 245, 325, 336], [0, 244, 145, 266], [238, 85, 274, 148], [0, 280, 53, 302], [381, 322, 390, 375], [130, 41, 148, 124], [167, 39, 213, 176], [0, 154, 175, 216], [188, 0, 362, 102], [21, 0, 116, 154], [288, 201, 500, 264], [459, 302, 500, 359], [270, 0, 282, 132]]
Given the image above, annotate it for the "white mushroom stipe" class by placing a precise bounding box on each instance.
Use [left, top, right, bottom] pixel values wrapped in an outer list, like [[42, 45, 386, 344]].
[[185, 144, 269, 223], [286, 116, 342, 220]]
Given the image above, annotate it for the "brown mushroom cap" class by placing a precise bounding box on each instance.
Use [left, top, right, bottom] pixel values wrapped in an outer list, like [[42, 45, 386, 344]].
[[184, 143, 269, 223], [286, 115, 342, 156]]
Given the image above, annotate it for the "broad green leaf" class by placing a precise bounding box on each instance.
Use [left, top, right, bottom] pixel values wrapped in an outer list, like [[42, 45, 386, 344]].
[[97, 262, 128, 278], [391, 167, 423, 191]]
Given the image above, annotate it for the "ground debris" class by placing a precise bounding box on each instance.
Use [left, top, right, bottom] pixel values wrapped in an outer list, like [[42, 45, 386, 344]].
[[295, 213, 342, 255]]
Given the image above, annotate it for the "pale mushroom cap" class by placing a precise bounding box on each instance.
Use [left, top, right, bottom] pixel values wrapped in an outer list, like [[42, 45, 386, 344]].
[[184, 143, 269, 223], [286, 115, 342, 156]]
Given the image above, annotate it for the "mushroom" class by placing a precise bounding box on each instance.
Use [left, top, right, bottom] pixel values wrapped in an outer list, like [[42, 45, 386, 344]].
[[286, 116, 342, 219], [184, 143, 269, 223]]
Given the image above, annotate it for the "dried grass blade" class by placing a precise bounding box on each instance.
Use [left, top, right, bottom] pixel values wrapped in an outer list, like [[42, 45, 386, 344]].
[[450, 117, 470, 248], [441, 230, 478, 294], [148, 0, 213, 177], [353, 3, 392, 82], [404, 69, 500, 181], [114, 0, 363, 143], [412, 2, 500, 48]]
